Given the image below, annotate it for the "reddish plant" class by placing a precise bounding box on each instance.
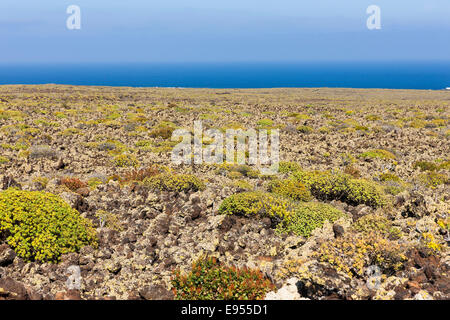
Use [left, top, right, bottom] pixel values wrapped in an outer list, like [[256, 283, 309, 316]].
[[171, 256, 275, 300], [120, 166, 161, 183], [60, 177, 87, 191]]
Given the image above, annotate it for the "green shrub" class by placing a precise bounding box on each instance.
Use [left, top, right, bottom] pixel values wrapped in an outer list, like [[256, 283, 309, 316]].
[[345, 179, 387, 208], [379, 173, 401, 183], [293, 170, 386, 208], [228, 179, 254, 191], [149, 122, 176, 139], [276, 202, 344, 237], [316, 233, 407, 277], [113, 154, 140, 168], [278, 161, 301, 174], [418, 172, 449, 188], [413, 161, 438, 172], [172, 256, 275, 300], [438, 160, 450, 170], [0, 189, 97, 262], [219, 192, 343, 237], [87, 177, 103, 189], [267, 179, 311, 201], [358, 149, 396, 160], [353, 214, 402, 239], [296, 125, 313, 134], [143, 173, 205, 192], [378, 173, 406, 195], [217, 163, 259, 178], [218, 191, 294, 221], [256, 118, 274, 128], [366, 114, 381, 121]]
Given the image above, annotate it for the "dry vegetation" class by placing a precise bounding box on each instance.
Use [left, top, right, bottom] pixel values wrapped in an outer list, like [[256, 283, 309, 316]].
[[0, 85, 449, 300]]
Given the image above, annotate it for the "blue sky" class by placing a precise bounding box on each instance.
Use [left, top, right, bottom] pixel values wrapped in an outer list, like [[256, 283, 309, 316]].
[[1, 0, 449, 63]]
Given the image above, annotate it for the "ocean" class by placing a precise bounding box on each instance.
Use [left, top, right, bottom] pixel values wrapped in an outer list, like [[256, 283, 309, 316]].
[[0, 61, 449, 90]]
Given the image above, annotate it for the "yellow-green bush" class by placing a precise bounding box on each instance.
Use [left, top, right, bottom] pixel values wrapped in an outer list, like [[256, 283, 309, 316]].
[[276, 202, 344, 237], [378, 173, 407, 195], [219, 192, 343, 237], [267, 179, 311, 202], [438, 160, 450, 170], [293, 170, 386, 208], [0, 189, 97, 262], [316, 233, 407, 277], [149, 122, 177, 139], [345, 179, 387, 208], [353, 214, 402, 239], [358, 149, 396, 160], [113, 154, 140, 168], [217, 163, 259, 178], [256, 118, 274, 129], [417, 172, 448, 188], [278, 161, 301, 174], [218, 191, 294, 220], [228, 179, 254, 191], [413, 161, 438, 172], [143, 173, 205, 192], [296, 125, 313, 134]]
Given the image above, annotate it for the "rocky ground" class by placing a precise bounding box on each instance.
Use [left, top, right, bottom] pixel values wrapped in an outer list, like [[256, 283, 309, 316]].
[[0, 85, 449, 300]]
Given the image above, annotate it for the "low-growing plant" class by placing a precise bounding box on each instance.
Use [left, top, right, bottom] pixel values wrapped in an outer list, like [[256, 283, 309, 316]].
[[228, 179, 254, 191], [353, 214, 402, 239], [421, 232, 442, 252], [278, 161, 301, 174], [296, 125, 313, 134], [0, 189, 97, 262], [318, 126, 331, 133], [316, 233, 407, 277], [171, 256, 275, 300], [343, 165, 361, 178], [217, 163, 259, 178], [438, 160, 450, 170], [113, 154, 140, 168], [276, 202, 344, 237], [87, 177, 103, 189], [60, 177, 87, 191], [267, 179, 312, 202], [358, 149, 396, 160], [120, 166, 162, 183], [218, 191, 294, 220], [149, 122, 176, 139], [293, 170, 386, 208], [413, 161, 438, 172], [256, 118, 274, 128], [366, 114, 381, 121], [32, 176, 49, 189], [417, 172, 448, 188]]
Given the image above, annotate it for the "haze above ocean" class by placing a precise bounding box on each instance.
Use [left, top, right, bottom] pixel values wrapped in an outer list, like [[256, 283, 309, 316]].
[[0, 62, 449, 90]]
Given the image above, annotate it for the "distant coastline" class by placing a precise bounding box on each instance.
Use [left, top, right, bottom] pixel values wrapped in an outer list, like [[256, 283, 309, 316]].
[[0, 61, 449, 90]]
